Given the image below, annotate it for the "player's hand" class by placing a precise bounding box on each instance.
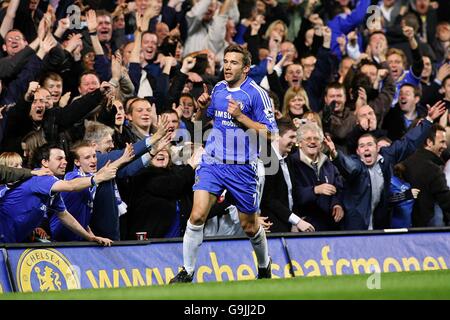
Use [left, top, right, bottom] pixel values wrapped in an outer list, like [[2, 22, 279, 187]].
[[227, 97, 243, 119], [197, 83, 211, 110]]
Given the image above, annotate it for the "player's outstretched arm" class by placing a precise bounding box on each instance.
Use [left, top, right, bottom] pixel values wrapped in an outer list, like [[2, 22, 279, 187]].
[[57, 210, 113, 246], [51, 161, 118, 192]]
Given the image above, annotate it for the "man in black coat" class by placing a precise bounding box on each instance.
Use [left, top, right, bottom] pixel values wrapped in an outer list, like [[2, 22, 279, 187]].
[[260, 118, 315, 233], [402, 124, 450, 227]]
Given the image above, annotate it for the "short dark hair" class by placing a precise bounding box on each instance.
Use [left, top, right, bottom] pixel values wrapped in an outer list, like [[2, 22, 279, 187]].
[[31, 143, 63, 169], [79, 71, 100, 86], [358, 133, 377, 145], [224, 44, 252, 67], [325, 82, 345, 96], [276, 117, 297, 136], [424, 124, 446, 146], [161, 109, 179, 119], [399, 83, 422, 97], [368, 30, 387, 43], [442, 75, 450, 87]]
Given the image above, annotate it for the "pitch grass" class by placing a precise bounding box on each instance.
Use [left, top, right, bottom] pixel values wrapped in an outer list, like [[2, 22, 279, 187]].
[[2, 270, 450, 300]]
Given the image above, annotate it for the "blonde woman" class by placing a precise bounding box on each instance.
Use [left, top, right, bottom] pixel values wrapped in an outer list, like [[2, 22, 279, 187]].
[[0, 152, 23, 168], [282, 88, 311, 123], [264, 20, 288, 41]]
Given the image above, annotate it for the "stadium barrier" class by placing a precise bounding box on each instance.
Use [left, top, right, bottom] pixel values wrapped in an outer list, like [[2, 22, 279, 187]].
[[1, 228, 449, 293]]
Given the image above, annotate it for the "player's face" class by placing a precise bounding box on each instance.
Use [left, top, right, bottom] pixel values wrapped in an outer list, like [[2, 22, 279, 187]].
[[356, 136, 379, 166], [44, 148, 68, 176], [223, 52, 249, 88], [74, 146, 98, 174], [300, 130, 322, 160]]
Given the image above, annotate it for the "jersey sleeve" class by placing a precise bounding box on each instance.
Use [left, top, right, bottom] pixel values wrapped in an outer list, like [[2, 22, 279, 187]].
[[29, 176, 60, 196], [251, 85, 278, 133], [50, 193, 67, 213]]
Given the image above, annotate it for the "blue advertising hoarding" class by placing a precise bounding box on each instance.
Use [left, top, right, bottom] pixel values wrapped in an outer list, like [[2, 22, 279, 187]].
[[285, 232, 450, 276], [2, 232, 450, 293], [6, 238, 288, 292]]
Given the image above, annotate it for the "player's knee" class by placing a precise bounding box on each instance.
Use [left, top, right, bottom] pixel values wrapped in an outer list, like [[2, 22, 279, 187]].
[[190, 209, 208, 225], [241, 221, 258, 237]]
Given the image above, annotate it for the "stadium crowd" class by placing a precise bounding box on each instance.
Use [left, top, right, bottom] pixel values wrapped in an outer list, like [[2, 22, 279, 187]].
[[0, 0, 450, 244]]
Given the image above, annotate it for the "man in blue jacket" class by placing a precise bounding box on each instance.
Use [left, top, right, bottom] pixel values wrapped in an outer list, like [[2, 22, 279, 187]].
[[324, 101, 446, 230], [83, 116, 170, 240]]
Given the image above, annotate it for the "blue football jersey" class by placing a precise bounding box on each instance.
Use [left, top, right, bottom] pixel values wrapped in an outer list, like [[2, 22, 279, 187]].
[[0, 175, 66, 243], [204, 77, 277, 163], [50, 168, 96, 241]]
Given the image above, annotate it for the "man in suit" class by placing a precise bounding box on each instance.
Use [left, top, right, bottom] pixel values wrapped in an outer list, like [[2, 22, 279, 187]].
[[260, 118, 315, 233], [403, 124, 450, 227]]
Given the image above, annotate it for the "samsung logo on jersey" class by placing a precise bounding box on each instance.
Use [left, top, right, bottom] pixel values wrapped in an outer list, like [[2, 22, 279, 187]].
[[215, 110, 233, 119]]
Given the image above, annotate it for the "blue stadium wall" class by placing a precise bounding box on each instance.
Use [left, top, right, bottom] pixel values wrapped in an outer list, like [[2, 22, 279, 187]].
[[1, 228, 449, 293]]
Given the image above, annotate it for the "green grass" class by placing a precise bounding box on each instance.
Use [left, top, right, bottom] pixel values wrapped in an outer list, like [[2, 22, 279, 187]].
[[2, 270, 450, 300]]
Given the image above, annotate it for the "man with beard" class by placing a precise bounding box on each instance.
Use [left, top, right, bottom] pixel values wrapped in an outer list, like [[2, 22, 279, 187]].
[[403, 123, 450, 227], [324, 101, 446, 230], [170, 44, 277, 283]]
